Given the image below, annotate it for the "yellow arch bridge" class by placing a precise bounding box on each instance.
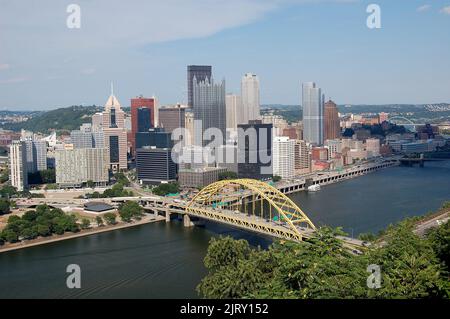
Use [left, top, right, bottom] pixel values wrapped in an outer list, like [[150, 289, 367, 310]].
[[185, 179, 317, 242]]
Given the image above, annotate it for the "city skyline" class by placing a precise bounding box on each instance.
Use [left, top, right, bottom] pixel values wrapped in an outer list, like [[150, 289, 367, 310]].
[[1, 0, 450, 110]]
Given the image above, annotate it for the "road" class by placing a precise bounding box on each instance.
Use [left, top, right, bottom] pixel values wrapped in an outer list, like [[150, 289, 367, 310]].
[[414, 211, 449, 236]]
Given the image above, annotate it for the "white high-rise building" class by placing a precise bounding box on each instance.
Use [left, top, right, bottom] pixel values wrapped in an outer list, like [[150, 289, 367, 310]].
[[273, 136, 295, 179], [225, 94, 243, 132], [302, 82, 324, 146], [9, 141, 28, 191], [55, 148, 109, 188], [241, 73, 260, 123]]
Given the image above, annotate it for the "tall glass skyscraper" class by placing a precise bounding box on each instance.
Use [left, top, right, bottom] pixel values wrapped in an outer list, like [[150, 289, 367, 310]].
[[187, 65, 212, 107], [192, 77, 226, 147], [137, 107, 152, 133], [302, 82, 324, 146]]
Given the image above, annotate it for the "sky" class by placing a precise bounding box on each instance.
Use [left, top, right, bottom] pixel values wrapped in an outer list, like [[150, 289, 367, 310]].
[[0, 0, 449, 110]]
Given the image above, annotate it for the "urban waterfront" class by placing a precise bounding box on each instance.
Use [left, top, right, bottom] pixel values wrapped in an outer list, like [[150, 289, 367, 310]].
[[0, 161, 449, 299]]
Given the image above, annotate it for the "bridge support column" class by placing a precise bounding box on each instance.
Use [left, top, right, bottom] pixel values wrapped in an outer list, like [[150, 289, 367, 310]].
[[165, 209, 171, 223], [183, 214, 194, 227]]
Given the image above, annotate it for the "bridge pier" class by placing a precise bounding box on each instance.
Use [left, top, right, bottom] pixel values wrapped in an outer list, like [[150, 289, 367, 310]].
[[165, 209, 171, 222], [183, 214, 194, 227]]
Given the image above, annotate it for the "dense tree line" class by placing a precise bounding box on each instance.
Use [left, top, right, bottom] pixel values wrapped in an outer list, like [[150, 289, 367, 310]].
[[84, 183, 133, 199], [0, 205, 79, 244], [198, 218, 450, 299], [1, 105, 102, 134], [152, 183, 179, 196]]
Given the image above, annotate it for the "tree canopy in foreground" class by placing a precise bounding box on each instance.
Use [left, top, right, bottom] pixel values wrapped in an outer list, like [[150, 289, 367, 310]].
[[198, 219, 450, 299]]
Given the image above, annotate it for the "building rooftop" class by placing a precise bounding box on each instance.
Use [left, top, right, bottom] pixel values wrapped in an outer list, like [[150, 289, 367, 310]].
[[84, 202, 114, 213]]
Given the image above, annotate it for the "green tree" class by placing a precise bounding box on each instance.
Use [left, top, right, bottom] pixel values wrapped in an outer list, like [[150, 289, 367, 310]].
[[0, 199, 11, 215], [363, 221, 448, 299], [119, 201, 143, 223], [218, 171, 238, 181], [0, 185, 18, 198], [86, 180, 95, 188], [426, 220, 450, 271], [114, 172, 130, 186], [358, 232, 377, 242], [272, 176, 282, 182], [96, 216, 104, 227], [152, 183, 179, 196], [2, 229, 19, 243], [103, 213, 117, 225], [0, 169, 9, 183], [81, 218, 91, 230]]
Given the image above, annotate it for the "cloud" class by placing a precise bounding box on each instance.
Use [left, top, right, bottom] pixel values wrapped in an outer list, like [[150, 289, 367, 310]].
[[440, 6, 450, 15], [417, 5, 431, 12]]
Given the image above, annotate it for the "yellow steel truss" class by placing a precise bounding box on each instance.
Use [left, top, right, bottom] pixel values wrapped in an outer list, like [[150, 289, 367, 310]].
[[186, 179, 316, 241]]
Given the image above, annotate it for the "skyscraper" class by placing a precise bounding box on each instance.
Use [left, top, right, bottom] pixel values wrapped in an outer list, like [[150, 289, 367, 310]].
[[136, 148, 177, 185], [273, 136, 295, 179], [159, 105, 186, 134], [324, 100, 340, 141], [237, 120, 272, 180], [241, 73, 260, 123], [130, 96, 156, 155], [9, 141, 28, 191], [294, 140, 311, 174], [136, 128, 172, 150], [24, 139, 47, 174], [102, 87, 128, 172], [302, 82, 324, 145], [225, 94, 243, 131], [137, 107, 152, 133], [192, 77, 226, 147], [187, 65, 212, 107]]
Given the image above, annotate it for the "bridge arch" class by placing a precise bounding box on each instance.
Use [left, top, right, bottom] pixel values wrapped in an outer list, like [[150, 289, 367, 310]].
[[388, 116, 416, 126], [186, 179, 316, 238]]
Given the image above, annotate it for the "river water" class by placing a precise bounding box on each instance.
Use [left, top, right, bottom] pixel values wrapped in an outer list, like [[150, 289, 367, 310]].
[[0, 161, 449, 298]]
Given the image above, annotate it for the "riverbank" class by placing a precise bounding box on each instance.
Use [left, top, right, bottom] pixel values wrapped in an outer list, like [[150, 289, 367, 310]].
[[0, 214, 165, 254]]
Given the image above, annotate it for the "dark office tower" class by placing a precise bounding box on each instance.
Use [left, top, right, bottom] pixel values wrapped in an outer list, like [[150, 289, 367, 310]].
[[187, 65, 212, 107], [136, 148, 177, 185], [159, 105, 186, 134], [130, 96, 155, 155], [137, 107, 152, 133], [192, 77, 226, 147], [135, 128, 173, 150], [237, 120, 273, 180], [135, 127, 177, 185]]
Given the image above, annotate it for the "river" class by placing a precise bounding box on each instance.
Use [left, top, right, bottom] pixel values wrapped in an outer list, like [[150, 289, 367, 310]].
[[0, 161, 449, 298]]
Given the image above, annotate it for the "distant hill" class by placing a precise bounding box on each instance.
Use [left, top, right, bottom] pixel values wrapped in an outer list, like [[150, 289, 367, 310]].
[[1, 105, 103, 134]]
